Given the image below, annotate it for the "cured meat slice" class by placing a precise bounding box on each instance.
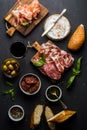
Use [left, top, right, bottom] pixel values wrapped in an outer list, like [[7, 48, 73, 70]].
[[32, 41, 74, 80], [39, 61, 61, 80], [61, 53, 74, 68], [11, 0, 41, 26], [51, 57, 65, 73]]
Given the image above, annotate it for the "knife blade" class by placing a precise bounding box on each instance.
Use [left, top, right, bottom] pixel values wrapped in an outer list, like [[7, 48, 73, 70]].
[[41, 9, 67, 37]]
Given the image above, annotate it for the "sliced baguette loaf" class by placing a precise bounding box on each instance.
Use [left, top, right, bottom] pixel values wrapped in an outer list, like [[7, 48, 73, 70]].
[[47, 110, 76, 123], [30, 104, 44, 129], [45, 106, 56, 130]]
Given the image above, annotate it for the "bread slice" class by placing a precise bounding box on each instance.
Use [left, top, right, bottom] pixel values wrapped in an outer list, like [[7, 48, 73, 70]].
[[45, 106, 56, 130], [30, 104, 44, 129], [47, 110, 76, 123]]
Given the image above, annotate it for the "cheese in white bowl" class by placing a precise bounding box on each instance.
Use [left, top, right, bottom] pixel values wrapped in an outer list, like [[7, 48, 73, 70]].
[[44, 14, 71, 41]]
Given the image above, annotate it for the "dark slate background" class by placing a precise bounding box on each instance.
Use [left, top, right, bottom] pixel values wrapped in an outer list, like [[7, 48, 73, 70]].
[[0, 0, 87, 130]]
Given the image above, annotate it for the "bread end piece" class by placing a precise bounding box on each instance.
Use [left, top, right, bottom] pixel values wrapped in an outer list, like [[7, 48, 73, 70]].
[[45, 106, 56, 130], [47, 110, 77, 123], [68, 24, 85, 51], [30, 104, 44, 129]]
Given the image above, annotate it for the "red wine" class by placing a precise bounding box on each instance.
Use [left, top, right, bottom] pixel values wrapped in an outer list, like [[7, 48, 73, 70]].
[[10, 42, 26, 58]]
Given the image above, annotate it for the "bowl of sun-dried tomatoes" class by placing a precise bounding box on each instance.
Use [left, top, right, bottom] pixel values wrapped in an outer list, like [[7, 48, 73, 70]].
[[19, 73, 41, 95]]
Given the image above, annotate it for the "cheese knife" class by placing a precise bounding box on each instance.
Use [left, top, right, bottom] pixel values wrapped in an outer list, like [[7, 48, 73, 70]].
[[41, 9, 67, 37]]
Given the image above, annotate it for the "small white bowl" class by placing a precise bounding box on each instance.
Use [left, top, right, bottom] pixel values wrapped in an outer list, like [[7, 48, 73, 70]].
[[19, 73, 41, 95], [8, 105, 24, 122], [45, 85, 62, 102]]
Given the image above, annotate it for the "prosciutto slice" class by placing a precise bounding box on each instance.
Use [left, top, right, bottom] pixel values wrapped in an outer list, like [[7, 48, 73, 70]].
[[11, 0, 40, 26], [33, 41, 74, 80]]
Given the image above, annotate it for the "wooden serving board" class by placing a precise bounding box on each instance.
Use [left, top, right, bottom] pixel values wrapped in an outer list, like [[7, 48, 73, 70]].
[[31, 41, 42, 63], [4, 0, 49, 36], [31, 40, 52, 63], [31, 41, 59, 82]]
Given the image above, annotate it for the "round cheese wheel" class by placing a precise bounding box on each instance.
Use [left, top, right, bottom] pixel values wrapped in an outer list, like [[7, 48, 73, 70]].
[[44, 14, 71, 41]]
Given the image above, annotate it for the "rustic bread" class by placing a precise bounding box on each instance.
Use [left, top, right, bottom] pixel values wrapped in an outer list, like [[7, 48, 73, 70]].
[[47, 110, 76, 123], [30, 104, 44, 129], [68, 24, 85, 51], [45, 106, 56, 130]]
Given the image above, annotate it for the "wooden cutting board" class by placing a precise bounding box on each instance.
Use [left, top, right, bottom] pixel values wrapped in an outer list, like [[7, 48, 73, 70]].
[[4, 0, 49, 36], [31, 41, 42, 63], [31, 41, 59, 82], [31, 40, 52, 63]]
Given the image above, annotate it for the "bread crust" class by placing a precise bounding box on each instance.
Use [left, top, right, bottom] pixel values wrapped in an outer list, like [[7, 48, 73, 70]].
[[30, 104, 44, 129], [30, 112, 35, 129], [47, 110, 76, 123], [68, 24, 85, 51]]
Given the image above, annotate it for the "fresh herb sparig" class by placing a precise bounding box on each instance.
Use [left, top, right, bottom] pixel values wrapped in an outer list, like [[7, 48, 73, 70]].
[[66, 57, 83, 89], [33, 53, 46, 67], [2, 88, 15, 101], [5, 81, 13, 87], [21, 22, 29, 26]]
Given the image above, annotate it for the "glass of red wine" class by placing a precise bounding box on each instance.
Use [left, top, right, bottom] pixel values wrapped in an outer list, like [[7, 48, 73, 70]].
[[10, 41, 31, 59]]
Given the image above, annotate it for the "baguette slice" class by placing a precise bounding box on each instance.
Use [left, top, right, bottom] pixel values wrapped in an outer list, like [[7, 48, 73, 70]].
[[45, 106, 56, 130], [30, 104, 44, 129], [47, 110, 76, 123]]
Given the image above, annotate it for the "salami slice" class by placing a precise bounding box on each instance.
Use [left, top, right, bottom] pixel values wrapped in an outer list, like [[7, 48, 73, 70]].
[[33, 41, 74, 80], [61, 53, 74, 68], [39, 61, 61, 80]]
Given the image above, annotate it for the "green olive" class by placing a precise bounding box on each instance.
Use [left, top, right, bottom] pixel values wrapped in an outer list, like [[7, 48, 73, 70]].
[[10, 59, 17, 64], [8, 64, 14, 70], [2, 65, 8, 71], [5, 60, 11, 65], [15, 63, 19, 68], [11, 70, 17, 76]]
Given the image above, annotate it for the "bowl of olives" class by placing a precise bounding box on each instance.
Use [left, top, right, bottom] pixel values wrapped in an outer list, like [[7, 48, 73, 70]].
[[2, 58, 20, 78]]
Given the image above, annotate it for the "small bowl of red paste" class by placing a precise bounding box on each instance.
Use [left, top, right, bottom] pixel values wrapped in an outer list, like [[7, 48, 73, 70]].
[[19, 73, 41, 95]]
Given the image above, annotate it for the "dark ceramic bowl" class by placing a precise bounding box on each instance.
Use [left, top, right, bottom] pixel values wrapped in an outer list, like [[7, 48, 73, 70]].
[[45, 85, 62, 102], [19, 73, 41, 95], [8, 105, 24, 122], [2, 58, 20, 78]]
